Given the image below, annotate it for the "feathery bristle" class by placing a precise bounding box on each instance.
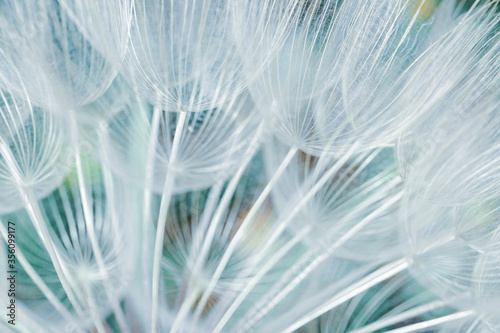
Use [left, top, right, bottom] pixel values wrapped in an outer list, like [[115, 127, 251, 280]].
[[1, 1, 500, 332]]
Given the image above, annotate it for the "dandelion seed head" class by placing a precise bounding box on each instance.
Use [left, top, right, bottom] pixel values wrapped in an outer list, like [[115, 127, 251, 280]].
[[0, 92, 70, 214], [2, 1, 500, 332], [102, 93, 260, 194]]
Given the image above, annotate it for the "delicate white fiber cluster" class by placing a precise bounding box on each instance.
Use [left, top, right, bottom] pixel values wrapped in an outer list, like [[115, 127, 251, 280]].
[[1, 0, 500, 332]]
